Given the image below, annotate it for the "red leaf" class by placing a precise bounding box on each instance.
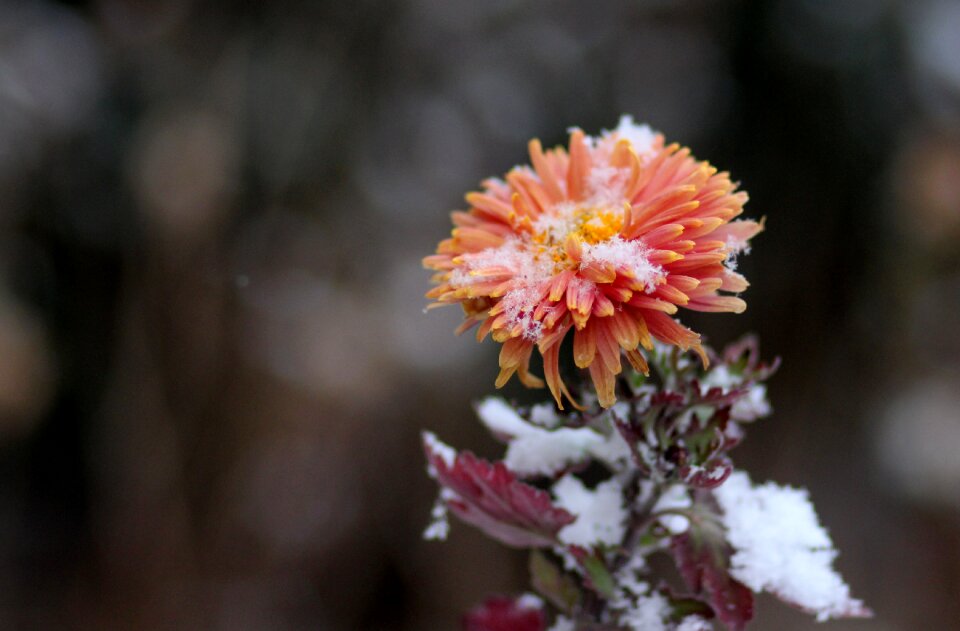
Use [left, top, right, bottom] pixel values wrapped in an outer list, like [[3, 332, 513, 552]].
[[672, 533, 754, 631], [424, 432, 575, 548], [462, 596, 547, 631]]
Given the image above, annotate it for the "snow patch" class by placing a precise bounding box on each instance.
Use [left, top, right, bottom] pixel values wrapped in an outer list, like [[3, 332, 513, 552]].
[[423, 431, 456, 467], [581, 236, 664, 293], [477, 397, 630, 476], [714, 471, 867, 621], [652, 484, 692, 534], [553, 475, 627, 547]]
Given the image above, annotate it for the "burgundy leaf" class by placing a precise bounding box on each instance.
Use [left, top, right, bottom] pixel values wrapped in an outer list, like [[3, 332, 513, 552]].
[[462, 596, 547, 631], [681, 457, 733, 490], [423, 432, 575, 548], [672, 532, 754, 631]]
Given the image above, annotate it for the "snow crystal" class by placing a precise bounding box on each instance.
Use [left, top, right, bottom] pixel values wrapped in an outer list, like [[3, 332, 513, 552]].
[[529, 402, 561, 428], [611, 116, 658, 158], [731, 384, 771, 422], [581, 236, 664, 293], [620, 591, 672, 631], [652, 484, 692, 534], [675, 616, 712, 631], [700, 364, 739, 391], [586, 165, 630, 203], [423, 431, 455, 467], [516, 593, 544, 610], [449, 239, 554, 342], [714, 471, 866, 622], [553, 475, 627, 547], [476, 397, 630, 476], [423, 490, 454, 541], [723, 235, 752, 272], [547, 616, 576, 631], [476, 397, 532, 437]]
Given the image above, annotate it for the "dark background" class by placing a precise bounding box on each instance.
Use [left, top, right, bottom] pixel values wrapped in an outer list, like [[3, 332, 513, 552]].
[[1, 0, 958, 628]]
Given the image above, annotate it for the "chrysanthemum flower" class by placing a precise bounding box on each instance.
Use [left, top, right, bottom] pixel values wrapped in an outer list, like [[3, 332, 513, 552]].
[[425, 116, 761, 409]]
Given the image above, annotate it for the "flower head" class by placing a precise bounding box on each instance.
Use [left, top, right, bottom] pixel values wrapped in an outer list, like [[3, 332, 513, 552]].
[[425, 117, 761, 408]]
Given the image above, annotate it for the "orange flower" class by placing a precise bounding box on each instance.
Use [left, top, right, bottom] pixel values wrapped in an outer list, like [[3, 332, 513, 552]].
[[425, 117, 761, 409]]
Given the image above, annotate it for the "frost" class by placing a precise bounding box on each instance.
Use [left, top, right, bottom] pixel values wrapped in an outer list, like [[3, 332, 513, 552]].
[[516, 593, 544, 610], [529, 402, 561, 428], [423, 431, 455, 468], [675, 616, 712, 631], [731, 384, 771, 422], [714, 472, 868, 621], [620, 591, 672, 631], [611, 115, 658, 158], [586, 165, 630, 203], [723, 234, 752, 272], [449, 239, 554, 341], [652, 484, 692, 534], [581, 236, 664, 293], [476, 397, 630, 476], [553, 475, 627, 547], [423, 490, 454, 541]]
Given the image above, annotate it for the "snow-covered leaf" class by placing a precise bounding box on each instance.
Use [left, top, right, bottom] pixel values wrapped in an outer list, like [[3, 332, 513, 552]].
[[423, 432, 575, 548], [713, 472, 871, 621]]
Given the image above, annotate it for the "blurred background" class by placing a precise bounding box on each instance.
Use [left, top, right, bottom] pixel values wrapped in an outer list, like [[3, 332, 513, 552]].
[[0, 0, 958, 628]]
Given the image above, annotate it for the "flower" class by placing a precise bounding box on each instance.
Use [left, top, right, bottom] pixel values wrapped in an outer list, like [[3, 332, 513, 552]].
[[425, 117, 761, 408]]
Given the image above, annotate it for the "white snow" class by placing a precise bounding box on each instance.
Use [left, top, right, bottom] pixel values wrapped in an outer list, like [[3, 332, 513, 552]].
[[675, 616, 712, 631], [423, 431, 455, 467], [610, 115, 658, 158], [731, 384, 771, 422], [448, 238, 554, 341], [423, 489, 455, 541], [476, 397, 630, 476], [529, 402, 562, 428], [652, 484, 692, 534], [714, 471, 866, 622], [553, 475, 627, 547], [620, 591, 672, 631], [516, 593, 544, 610], [581, 236, 664, 293], [699, 365, 772, 422]]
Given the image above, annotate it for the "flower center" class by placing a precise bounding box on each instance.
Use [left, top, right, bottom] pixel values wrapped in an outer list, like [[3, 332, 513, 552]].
[[531, 204, 626, 269], [575, 206, 624, 244]]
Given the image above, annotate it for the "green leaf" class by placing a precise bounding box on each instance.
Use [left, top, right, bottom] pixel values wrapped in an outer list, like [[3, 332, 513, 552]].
[[529, 551, 581, 613], [582, 554, 617, 599]]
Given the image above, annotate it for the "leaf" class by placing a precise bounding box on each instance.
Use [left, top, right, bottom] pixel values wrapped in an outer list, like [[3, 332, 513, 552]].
[[423, 432, 575, 548], [462, 596, 547, 631], [529, 551, 581, 613], [680, 457, 733, 490], [568, 548, 616, 599], [671, 532, 754, 631]]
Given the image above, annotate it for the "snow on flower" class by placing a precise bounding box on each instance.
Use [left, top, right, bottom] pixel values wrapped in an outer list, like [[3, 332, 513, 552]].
[[552, 475, 627, 547], [476, 397, 629, 476], [425, 116, 761, 408], [713, 471, 870, 621]]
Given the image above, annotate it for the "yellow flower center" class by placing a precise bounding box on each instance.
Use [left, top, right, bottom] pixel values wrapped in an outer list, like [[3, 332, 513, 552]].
[[575, 206, 624, 244], [530, 204, 625, 269]]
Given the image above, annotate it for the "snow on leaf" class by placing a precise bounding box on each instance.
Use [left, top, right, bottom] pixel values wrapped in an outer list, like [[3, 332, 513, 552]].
[[671, 532, 754, 631], [713, 471, 872, 621], [476, 397, 628, 477], [462, 595, 547, 631], [423, 432, 575, 548]]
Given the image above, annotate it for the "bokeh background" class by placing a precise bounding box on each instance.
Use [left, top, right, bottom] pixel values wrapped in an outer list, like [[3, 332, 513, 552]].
[[1, 0, 959, 628]]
